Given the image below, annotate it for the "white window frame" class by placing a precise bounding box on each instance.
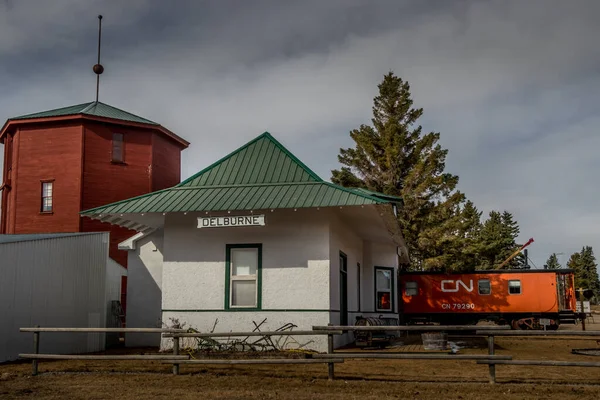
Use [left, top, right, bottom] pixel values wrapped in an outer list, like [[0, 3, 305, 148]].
[[226, 244, 262, 309], [375, 267, 394, 312], [41, 181, 54, 213]]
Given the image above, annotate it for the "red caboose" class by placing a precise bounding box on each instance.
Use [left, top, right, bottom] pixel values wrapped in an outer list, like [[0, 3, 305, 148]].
[[399, 269, 577, 329]]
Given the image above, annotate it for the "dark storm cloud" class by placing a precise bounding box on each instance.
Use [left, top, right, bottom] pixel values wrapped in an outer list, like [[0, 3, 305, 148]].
[[1, 0, 599, 268]]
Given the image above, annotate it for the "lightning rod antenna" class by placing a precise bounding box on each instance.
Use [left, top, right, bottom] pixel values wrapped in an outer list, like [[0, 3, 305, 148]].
[[93, 15, 104, 103]]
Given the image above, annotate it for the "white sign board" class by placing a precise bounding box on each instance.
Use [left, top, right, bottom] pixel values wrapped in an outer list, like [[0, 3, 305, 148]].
[[197, 215, 265, 229], [576, 301, 591, 313]]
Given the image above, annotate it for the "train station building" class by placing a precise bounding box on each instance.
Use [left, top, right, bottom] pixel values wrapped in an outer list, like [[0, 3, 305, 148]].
[[81, 132, 410, 351]]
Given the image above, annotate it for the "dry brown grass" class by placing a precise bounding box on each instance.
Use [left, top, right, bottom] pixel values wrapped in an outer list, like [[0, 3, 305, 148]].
[[2, 333, 600, 399]]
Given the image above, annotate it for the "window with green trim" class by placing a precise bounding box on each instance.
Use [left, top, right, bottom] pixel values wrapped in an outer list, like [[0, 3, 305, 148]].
[[375, 267, 394, 312], [226, 244, 262, 309]]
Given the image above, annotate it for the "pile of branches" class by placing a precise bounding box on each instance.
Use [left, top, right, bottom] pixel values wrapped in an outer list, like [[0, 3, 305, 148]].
[[164, 318, 316, 356]]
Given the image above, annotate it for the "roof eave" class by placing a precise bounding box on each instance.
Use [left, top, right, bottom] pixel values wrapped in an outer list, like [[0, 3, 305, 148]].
[[375, 203, 410, 264], [82, 212, 158, 233], [0, 114, 190, 148], [118, 229, 157, 250]]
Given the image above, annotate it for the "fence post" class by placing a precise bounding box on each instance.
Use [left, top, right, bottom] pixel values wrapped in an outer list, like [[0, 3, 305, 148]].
[[32, 325, 40, 376], [487, 334, 496, 384], [327, 323, 334, 380], [172, 336, 180, 376]]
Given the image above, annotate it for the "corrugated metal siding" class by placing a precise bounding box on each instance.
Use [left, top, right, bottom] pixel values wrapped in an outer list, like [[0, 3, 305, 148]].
[[0, 232, 113, 362]]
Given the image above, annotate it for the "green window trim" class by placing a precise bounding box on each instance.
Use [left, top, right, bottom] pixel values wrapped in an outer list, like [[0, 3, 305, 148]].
[[225, 243, 263, 311], [374, 266, 395, 313]]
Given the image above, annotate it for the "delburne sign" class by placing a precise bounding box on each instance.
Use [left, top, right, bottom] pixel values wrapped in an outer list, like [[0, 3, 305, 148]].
[[197, 215, 265, 229]]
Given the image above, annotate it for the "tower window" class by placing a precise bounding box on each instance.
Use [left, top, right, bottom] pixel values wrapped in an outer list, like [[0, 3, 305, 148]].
[[41, 181, 53, 212], [112, 133, 124, 162]]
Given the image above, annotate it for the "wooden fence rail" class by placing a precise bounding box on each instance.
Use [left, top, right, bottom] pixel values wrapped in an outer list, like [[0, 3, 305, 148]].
[[163, 330, 342, 375], [314, 324, 511, 382], [473, 329, 600, 383], [477, 360, 600, 367], [19, 327, 338, 377], [313, 325, 512, 332], [20, 328, 184, 333], [474, 330, 600, 336], [20, 325, 600, 383], [19, 326, 187, 376], [163, 330, 343, 338]]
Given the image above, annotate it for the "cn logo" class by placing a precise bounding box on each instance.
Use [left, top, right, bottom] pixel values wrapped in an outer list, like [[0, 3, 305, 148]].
[[441, 279, 473, 293]]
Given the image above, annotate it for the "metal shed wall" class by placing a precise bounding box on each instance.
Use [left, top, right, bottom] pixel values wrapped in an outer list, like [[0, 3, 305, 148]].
[[0, 232, 111, 362]]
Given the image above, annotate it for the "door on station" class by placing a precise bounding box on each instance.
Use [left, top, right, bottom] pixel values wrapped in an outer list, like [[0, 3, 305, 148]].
[[339, 252, 348, 326]]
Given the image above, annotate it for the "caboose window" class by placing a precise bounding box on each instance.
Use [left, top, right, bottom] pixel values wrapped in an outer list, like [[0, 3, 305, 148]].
[[508, 280, 521, 295], [375, 267, 393, 311], [478, 279, 491, 295], [405, 281, 418, 296]]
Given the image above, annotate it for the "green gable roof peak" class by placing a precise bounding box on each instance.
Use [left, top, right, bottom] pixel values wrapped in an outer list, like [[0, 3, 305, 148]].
[[80, 131, 402, 219], [9, 101, 159, 126], [178, 131, 322, 187]]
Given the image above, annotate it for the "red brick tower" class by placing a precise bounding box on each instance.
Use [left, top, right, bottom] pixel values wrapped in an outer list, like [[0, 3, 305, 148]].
[[0, 101, 189, 268]]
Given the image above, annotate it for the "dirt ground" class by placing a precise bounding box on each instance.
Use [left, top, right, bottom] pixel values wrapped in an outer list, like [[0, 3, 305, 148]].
[[2, 325, 600, 400]]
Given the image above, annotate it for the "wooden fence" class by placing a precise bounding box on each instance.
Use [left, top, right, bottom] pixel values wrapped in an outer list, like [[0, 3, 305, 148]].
[[18, 325, 600, 383], [313, 324, 512, 383], [18, 327, 187, 376], [18, 327, 340, 376], [473, 329, 600, 383]]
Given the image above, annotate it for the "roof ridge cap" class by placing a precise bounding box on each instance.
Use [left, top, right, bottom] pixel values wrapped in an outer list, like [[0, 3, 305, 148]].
[[176, 132, 287, 187], [93, 101, 158, 125], [80, 102, 96, 113], [261, 132, 323, 182], [171, 181, 321, 189]]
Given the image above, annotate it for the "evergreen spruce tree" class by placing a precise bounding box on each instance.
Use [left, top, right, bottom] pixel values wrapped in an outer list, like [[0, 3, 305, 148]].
[[579, 246, 600, 301], [544, 253, 561, 269], [476, 210, 523, 269], [453, 200, 483, 271], [331, 71, 464, 270], [567, 251, 584, 287]]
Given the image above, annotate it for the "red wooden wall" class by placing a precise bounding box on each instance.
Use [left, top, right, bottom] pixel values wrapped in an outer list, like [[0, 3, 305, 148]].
[[1, 118, 185, 267], [4, 122, 83, 233], [152, 133, 181, 190]]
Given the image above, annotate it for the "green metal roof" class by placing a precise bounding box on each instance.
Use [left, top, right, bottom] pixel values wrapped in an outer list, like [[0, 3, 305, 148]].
[[9, 101, 159, 125], [81, 132, 400, 216], [178, 131, 321, 187]]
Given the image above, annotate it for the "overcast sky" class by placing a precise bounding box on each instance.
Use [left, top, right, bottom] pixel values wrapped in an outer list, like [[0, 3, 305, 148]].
[[1, 0, 599, 270]]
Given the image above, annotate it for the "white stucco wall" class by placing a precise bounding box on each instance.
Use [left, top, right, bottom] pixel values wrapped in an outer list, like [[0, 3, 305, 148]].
[[359, 241, 400, 322], [328, 212, 364, 347], [125, 230, 164, 347], [161, 209, 331, 351], [124, 206, 402, 352]]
